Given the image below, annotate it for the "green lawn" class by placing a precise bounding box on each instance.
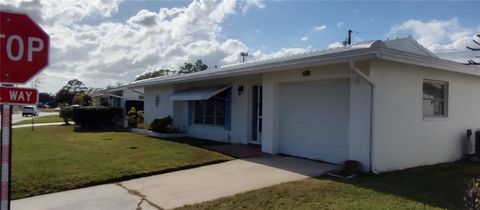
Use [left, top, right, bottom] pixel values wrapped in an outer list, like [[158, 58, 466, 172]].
[[178, 162, 480, 210], [12, 126, 232, 199], [13, 115, 64, 125]]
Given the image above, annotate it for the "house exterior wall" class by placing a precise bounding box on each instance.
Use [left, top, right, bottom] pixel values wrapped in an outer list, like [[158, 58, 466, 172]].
[[143, 74, 261, 145], [262, 63, 372, 170], [370, 60, 480, 172], [144, 85, 174, 123]]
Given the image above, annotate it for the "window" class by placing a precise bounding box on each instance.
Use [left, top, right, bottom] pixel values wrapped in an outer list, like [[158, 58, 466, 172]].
[[194, 90, 227, 126], [423, 80, 448, 118]]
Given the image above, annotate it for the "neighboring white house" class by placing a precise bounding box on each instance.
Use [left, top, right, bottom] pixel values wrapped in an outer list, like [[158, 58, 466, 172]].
[[92, 85, 145, 126], [130, 37, 480, 173]]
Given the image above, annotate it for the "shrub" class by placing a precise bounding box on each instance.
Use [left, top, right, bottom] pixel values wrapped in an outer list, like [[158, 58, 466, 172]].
[[127, 107, 138, 128], [137, 111, 144, 123], [150, 116, 173, 133], [59, 106, 73, 125], [137, 122, 149, 130], [465, 177, 480, 210], [127, 108, 145, 128], [72, 106, 122, 129]]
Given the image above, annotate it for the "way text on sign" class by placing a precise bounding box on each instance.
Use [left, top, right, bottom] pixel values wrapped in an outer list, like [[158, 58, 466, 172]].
[[0, 87, 38, 105]]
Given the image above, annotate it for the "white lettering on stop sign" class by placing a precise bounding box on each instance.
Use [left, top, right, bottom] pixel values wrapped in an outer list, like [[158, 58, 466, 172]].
[[0, 34, 44, 62]]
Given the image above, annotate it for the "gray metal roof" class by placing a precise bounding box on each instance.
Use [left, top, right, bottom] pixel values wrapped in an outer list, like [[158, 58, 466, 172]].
[[130, 37, 479, 87]]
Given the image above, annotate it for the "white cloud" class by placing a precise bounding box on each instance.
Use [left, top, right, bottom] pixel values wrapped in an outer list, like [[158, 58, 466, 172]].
[[241, 0, 265, 13], [328, 42, 344, 48], [127, 9, 159, 27], [313, 25, 327, 32], [336, 21, 344, 28], [300, 36, 309, 41], [0, 0, 121, 26], [1, 0, 302, 93], [387, 18, 479, 53]]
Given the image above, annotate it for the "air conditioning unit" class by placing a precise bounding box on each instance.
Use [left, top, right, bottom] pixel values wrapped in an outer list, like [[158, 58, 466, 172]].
[[465, 129, 476, 156], [476, 131, 480, 158]]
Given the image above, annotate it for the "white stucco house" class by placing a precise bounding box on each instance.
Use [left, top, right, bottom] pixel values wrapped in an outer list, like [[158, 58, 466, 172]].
[[130, 37, 480, 173], [92, 85, 145, 126], [93, 85, 144, 108]]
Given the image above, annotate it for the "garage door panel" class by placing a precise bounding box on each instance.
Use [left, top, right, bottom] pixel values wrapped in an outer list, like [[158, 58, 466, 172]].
[[279, 79, 350, 164]]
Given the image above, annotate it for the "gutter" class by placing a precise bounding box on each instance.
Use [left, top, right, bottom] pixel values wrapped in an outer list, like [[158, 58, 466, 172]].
[[349, 61, 378, 174]]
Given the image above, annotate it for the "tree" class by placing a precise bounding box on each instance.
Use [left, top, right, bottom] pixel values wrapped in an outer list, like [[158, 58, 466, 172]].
[[55, 89, 74, 105], [55, 79, 89, 105], [80, 93, 93, 106], [72, 93, 93, 106], [105, 81, 126, 89], [72, 95, 83, 105], [465, 33, 480, 65], [63, 79, 88, 95], [39, 93, 55, 106], [135, 69, 174, 81], [178, 59, 208, 74]]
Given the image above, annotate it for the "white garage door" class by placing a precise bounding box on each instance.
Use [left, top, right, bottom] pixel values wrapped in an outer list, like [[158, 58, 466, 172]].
[[279, 79, 350, 164]]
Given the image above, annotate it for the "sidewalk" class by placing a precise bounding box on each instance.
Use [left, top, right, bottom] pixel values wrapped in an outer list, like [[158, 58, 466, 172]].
[[12, 156, 337, 210], [12, 122, 65, 128]]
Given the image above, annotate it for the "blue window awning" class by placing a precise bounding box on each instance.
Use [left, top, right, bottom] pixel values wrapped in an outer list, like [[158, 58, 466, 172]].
[[168, 85, 231, 101]]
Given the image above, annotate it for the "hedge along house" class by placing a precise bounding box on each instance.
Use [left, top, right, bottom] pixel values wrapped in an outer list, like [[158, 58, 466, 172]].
[[130, 37, 480, 173]]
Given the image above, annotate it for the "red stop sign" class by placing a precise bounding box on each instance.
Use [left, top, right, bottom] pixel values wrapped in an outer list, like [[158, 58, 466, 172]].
[[0, 11, 49, 84]]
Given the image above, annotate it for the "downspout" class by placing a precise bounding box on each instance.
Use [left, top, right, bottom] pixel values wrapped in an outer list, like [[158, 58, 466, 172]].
[[349, 61, 378, 174]]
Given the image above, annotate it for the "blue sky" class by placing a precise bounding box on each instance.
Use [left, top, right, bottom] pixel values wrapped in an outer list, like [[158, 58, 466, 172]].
[[113, 0, 480, 52], [1, 0, 479, 93]]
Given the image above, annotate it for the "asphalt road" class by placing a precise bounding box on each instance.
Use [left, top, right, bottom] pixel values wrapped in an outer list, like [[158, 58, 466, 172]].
[[1, 112, 59, 124]]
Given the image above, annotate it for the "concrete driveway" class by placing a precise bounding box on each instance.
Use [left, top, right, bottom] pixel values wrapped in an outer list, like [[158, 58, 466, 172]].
[[12, 156, 337, 210]]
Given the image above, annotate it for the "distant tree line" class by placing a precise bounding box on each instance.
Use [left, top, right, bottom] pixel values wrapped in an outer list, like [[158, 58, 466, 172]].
[[135, 59, 209, 81], [39, 79, 94, 107], [39, 59, 211, 107]]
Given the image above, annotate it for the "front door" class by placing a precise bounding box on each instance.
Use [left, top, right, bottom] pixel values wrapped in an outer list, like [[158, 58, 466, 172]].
[[251, 85, 262, 144]]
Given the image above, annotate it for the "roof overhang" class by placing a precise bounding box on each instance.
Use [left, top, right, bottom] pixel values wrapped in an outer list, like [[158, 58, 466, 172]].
[[378, 48, 480, 76]]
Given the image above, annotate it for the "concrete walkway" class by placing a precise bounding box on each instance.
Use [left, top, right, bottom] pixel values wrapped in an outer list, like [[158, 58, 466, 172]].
[[12, 156, 338, 210], [12, 122, 65, 128]]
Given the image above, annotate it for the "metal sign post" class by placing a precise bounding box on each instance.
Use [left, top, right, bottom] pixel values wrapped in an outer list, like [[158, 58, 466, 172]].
[[0, 104, 12, 210]]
